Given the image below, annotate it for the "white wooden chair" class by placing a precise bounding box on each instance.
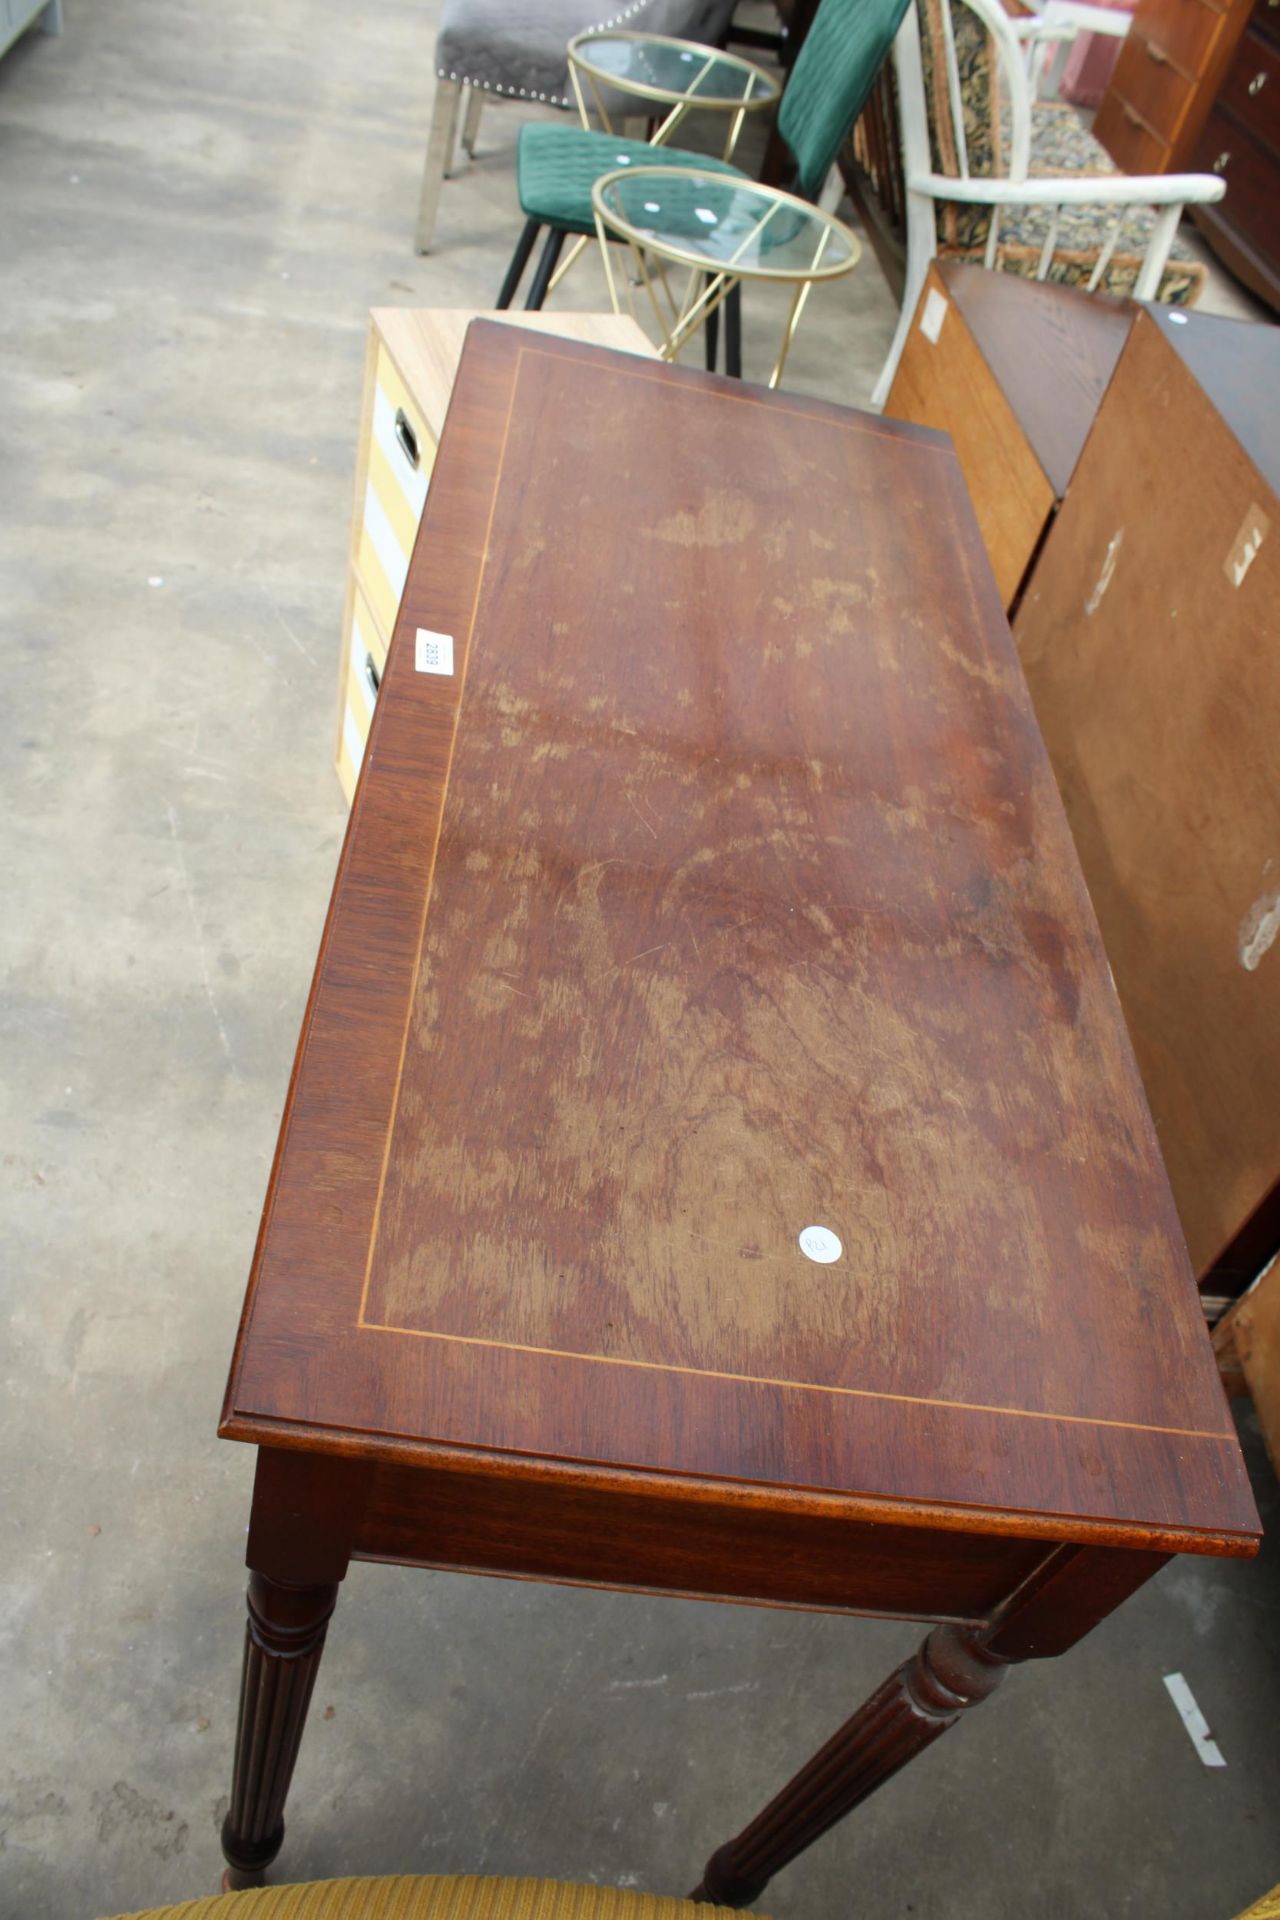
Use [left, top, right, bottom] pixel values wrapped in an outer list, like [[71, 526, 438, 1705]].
[[870, 0, 1225, 406]]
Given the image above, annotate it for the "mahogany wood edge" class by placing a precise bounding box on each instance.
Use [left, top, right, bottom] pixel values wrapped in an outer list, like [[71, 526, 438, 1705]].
[[221, 323, 501, 1434], [346, 1548, 989, 1625], [215, 1417, 1260, 1559], [460, 316, 958, 456]]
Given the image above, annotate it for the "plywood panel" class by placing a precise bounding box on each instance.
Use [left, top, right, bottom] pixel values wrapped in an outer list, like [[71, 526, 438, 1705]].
[[1015, 310, 1280, 1281], [884, 266, 1056, 607]]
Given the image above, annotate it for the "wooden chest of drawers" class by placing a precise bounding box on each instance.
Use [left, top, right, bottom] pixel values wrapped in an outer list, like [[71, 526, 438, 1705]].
[[335, 309, 655, 804], [1095, 0, 1253, 172], [1189, 0, 1280, 309]]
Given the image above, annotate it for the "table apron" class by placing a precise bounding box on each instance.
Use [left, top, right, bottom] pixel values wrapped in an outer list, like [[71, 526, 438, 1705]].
[[343, 1455, 1055, 1622]]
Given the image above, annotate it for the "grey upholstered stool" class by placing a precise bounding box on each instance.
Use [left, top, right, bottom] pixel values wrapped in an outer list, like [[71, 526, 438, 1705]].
[[415, 0, 741, 251]]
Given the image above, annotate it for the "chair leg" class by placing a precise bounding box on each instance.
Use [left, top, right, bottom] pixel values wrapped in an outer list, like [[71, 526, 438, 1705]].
[[726, 284, 742, 380], [461, 84, 484, 157], [525, 229, 567, 310], [497, 219, 541, 310], [414, 76, 463, 254], [704, 275, 720, 372]]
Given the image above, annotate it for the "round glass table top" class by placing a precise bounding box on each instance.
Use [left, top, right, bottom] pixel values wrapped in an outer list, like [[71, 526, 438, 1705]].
[[593, 168, 860, 282], [568, 31, 780, 108]]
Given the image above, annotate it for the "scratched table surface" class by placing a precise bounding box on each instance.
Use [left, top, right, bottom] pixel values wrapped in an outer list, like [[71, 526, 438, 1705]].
[[223, 324, 1257, 1558]]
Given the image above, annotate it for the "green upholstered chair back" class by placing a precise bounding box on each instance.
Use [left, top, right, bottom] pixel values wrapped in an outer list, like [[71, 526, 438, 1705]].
[[777, 0, 913, 198]]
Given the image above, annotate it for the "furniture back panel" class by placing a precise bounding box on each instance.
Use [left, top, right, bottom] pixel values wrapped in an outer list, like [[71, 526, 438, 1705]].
[[1014, 311, 1280, 1284]]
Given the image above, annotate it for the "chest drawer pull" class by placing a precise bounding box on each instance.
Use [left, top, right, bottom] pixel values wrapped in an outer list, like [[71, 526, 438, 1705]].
[[1213, 148, 1231, 170], [365, 652, 382, 697], [1248, 71, 1267, 95], [394, 407, 420, 471], [1146, 39, 1172, 64]]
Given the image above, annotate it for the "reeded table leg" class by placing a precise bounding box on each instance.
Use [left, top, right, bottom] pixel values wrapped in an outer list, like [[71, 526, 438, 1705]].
[[221, 1573, 339, 1889], [220, 1447, 371, 1888], [689, 1546, 1169, 1909], [690, 1623, 1012, 1908]]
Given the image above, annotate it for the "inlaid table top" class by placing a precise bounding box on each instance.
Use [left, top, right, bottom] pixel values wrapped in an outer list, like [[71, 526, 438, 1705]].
[[222, 323, 1258, 1561]]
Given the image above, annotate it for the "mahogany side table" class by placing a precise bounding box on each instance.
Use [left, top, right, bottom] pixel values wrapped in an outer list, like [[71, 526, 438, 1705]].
[[219, 324, 1260, 1906]]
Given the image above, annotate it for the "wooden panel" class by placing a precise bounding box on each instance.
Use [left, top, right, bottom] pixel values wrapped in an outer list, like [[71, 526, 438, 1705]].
[[353, 1456, 1053, 1619], [1015, 311, 1280, 1287], [1215, 24, 1280, 153], [1194, 108, 1280, 254], [1141, 0, 1226, 81], [941, 264, 1133, 501], [1115, 26, 1198, 139], [1233, 1258, 1280, 1472], [1146, 302, 1280, 495], [1096, 0, 1254, 169], [883, 265, 1055, 606], [1094, 90, 1175, 168], [225, 325, 1258, 1558]]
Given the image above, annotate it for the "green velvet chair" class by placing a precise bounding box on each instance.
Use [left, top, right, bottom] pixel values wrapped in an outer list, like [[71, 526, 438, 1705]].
[[495, 0, 912, 372]]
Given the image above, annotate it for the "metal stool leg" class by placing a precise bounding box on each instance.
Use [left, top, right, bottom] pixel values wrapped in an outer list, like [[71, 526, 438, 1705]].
[[726, 284, 742, 379], [704, 274, 720, 372], [497, 219, 541, 310], [525, 229, 567, 310]]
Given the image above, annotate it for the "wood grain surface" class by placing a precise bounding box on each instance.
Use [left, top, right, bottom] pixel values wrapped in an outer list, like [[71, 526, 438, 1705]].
[[944, 265, 1132, 501], [883, 265, 1133, 610], [222, 323, 1258, 1556], [883, 264, 1057, 608], [1146, 302, 1280, 499], [1016, 309, 1280, 1294]]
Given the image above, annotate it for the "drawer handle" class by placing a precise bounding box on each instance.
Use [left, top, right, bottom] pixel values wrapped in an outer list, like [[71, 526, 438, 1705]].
[[394, 407, 420, 471], [1145, 38, 1171, 64], [1213, 148, 1231, 171], [365, 652, 381, 696], [1248, 70, 1267, 95], [1123, 103, 1144, 125]]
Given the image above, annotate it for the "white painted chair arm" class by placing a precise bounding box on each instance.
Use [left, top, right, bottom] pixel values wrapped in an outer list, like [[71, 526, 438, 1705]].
[[1008, 15, 1076, 40], [1041, 0, 1131, 35], [907, 169, 1226, 204]]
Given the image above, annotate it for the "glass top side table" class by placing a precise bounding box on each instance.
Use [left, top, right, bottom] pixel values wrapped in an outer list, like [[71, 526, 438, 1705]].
[[593, 165, 861, 387], [567, 30, 780, 155]]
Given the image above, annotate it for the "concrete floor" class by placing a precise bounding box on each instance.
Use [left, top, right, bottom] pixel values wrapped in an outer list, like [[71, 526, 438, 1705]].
[[1, 2, 1278, 1916]]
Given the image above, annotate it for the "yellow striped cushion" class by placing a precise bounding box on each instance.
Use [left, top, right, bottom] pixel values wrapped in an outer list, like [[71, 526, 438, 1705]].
[[106, 1874, 751, 1920], [1237, 1890, 1280, 1920]]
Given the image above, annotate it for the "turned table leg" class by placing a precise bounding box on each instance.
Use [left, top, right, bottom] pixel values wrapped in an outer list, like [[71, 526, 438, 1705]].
[[219, 1447, 371, 1888], [221, 1572, 339, 1888], [690, 1545, 1169, 1908], [690, 1623, 1011, 1908]]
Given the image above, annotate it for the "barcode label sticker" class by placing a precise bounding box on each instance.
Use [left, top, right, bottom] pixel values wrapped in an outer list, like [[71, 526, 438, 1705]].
[[920, 288, 948, 345], [415, 628, 455, 676]]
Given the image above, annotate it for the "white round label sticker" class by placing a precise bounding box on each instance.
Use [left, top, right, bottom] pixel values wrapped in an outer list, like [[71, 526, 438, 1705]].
[[798, 1225, 843, 1264]]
